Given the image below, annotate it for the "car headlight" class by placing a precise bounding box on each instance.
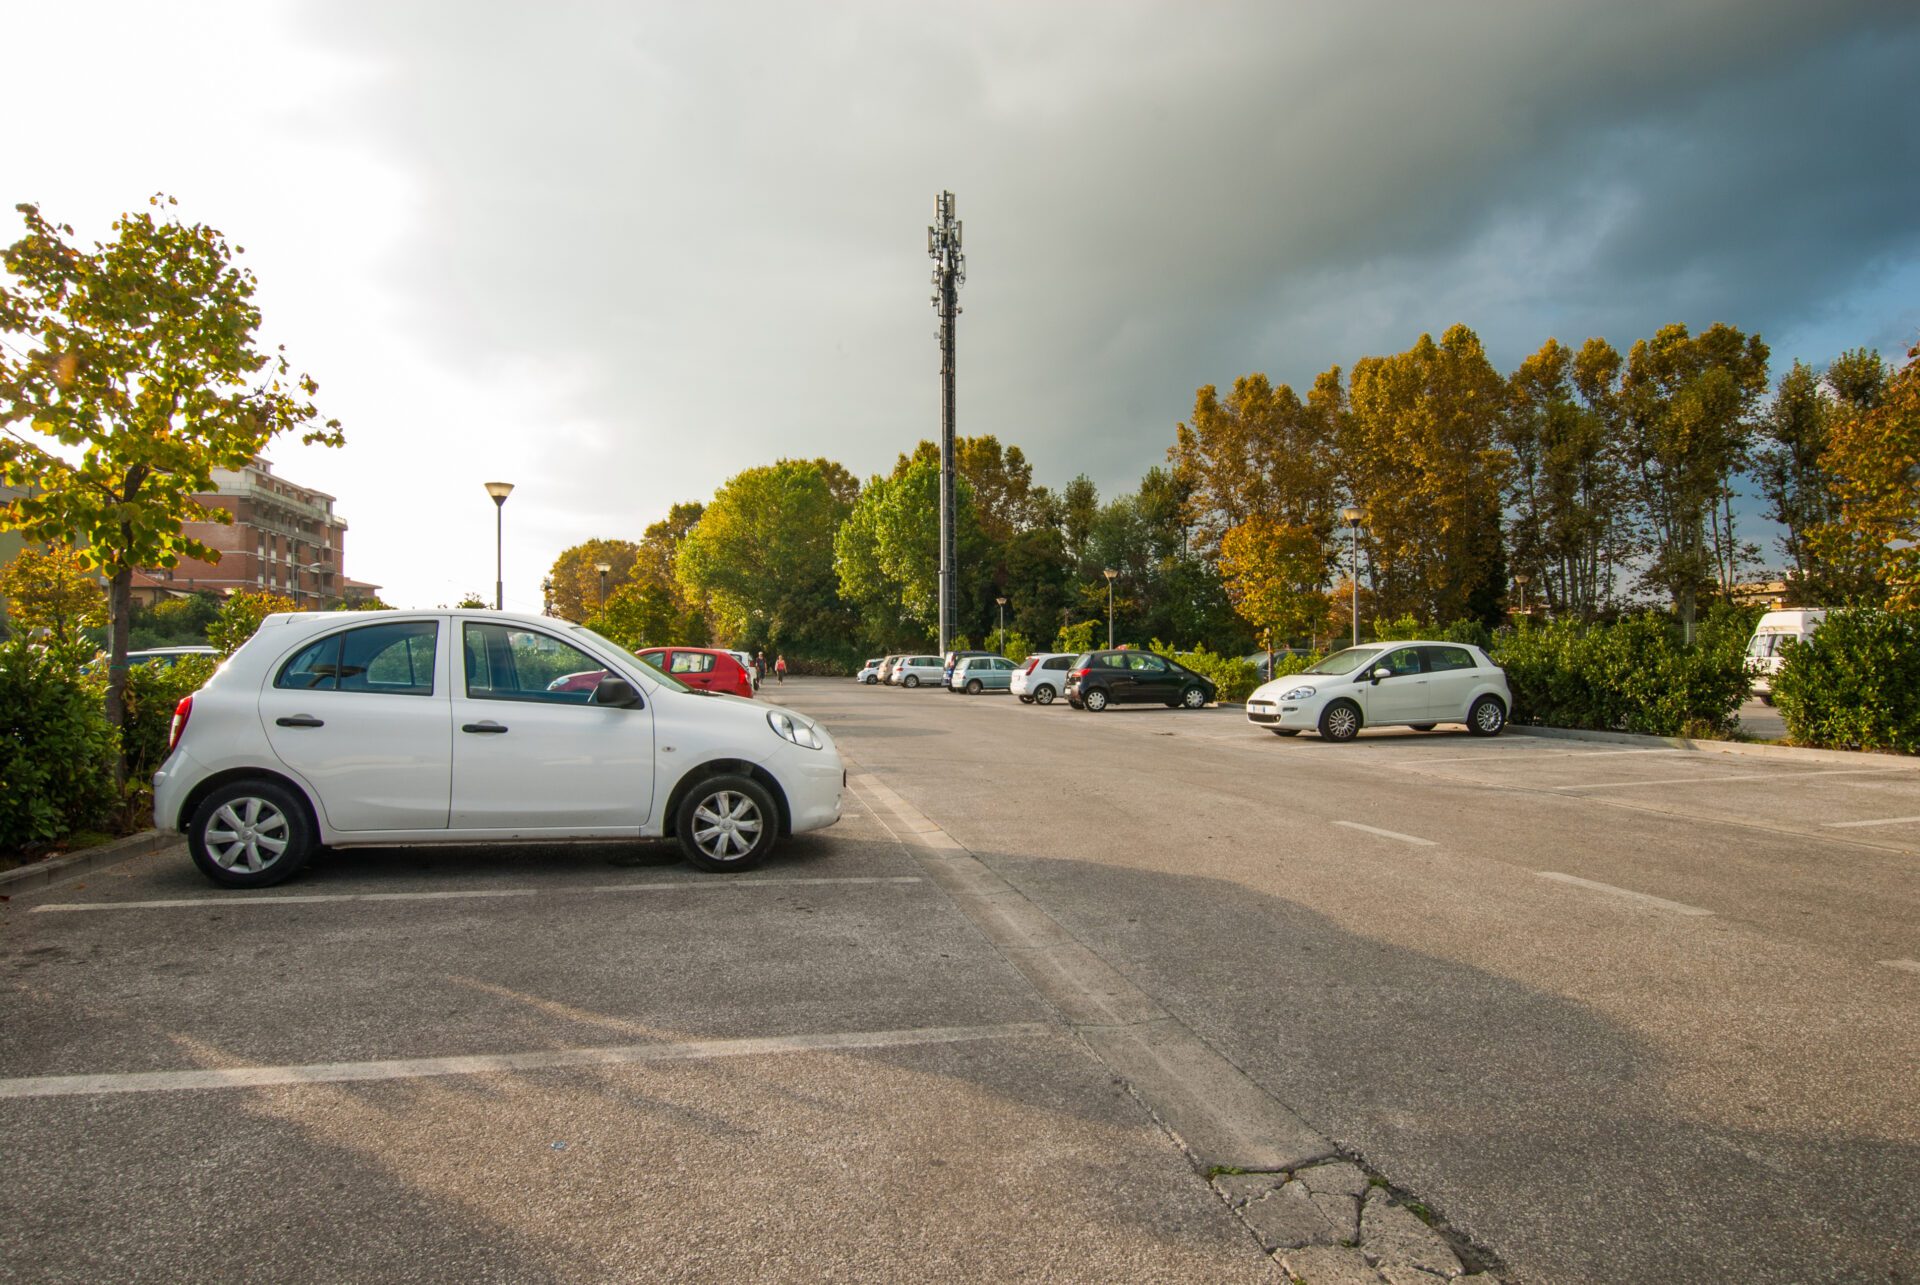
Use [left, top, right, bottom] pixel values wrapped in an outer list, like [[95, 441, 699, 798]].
[[767, 710, 824, 750], [1281, 685, 1317, 700]]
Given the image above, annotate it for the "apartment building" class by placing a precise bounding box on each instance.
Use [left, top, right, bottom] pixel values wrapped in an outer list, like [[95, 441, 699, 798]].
[[136, 458, 359, 606]]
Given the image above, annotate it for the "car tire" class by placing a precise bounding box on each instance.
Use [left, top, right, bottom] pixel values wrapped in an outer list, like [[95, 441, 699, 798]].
[[1083, 688, 1109, 712], [1468, 695, 1507, 737], [1035, 685, 1056, 706], [187, 779, 316, 888], [903, 674, 920, 688], [1181, 685, 1208, 709], [966, 678, 984, 694], [1318, 701, 1362, 742], [676, 773, 777, 873], [1408, 722, 1437, 732], [1271, 728, 1302, 737], [1018, 694, 1034, 704]]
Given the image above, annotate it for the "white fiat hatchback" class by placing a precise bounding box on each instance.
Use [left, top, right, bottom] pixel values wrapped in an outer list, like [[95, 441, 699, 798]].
[[1244, 641, 1512, 741], [154, 611, 844, 888]]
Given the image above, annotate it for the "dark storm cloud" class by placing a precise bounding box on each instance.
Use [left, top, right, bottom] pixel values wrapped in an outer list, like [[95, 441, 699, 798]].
[[300, 0, 1920, 508]]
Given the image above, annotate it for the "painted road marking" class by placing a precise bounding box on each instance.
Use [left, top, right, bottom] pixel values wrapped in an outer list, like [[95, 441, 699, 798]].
[[0, 1022, 1049, 1100], [1409, 748, 1688, 765], [1331, 821, 1436, 846], [33, 876, 924, 914], [1879, 960, 1920, 975], [1557, 767, 1912, 791], [1824, 816, 1920, 829], [1537, 872, 1713, 916]]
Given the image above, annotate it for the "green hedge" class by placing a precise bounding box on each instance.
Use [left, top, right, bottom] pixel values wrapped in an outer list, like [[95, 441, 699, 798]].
[[1773, 609, 1920, 754], [0, 638, 120, 851], [121, 656, 219, 786], [1489, 607, 1752, 737], [1152, 640, 1261, 702]]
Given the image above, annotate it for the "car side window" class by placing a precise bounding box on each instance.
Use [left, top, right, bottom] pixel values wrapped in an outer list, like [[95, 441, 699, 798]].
[[1423, 646, 1477, 673], [464, 622, 608, 705], [1045, 656, 1070, 671], [669, 651, 715, 674], [276, 621, 438, 695], [1380, 648, 1425, 677], [1129, 654, 1167, 672]]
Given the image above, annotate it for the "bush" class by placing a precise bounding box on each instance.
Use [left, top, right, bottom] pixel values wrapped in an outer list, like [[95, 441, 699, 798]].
[[1369, 614, 1490, 648], [985, 629, 1033, 664], [1153, 639, 1261, 703], [0, 637, 120, 851], [1054, 619, 1099, 655], [1773, 608, 1920, 753], [121, 656, 219, 786], [207, 591, 299, 657], [1489, 608, 1751, 737]]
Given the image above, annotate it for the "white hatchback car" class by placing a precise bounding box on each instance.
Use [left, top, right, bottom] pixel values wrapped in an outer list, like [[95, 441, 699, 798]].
[[153, 610, 844, 887], [886, 654, 944, 688], [1245, 641, 1512, 741], [1011, 653, 1074, 705]]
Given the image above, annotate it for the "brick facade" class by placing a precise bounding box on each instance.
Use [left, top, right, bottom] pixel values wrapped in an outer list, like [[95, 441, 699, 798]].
[[138, 458, 359, 606]]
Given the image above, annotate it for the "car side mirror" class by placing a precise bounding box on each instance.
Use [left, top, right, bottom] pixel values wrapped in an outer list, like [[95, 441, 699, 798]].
[[1371, 667, 1392, 683], [591, 676, 642, 708]]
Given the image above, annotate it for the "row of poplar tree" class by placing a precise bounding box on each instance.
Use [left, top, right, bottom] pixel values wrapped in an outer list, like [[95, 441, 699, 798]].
[[552, 321, 1918, 665]]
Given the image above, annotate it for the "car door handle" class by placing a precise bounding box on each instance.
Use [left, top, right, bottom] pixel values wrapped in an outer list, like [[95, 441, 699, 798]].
[[462, 721, 509, 734], [276, 715, 325, 728]]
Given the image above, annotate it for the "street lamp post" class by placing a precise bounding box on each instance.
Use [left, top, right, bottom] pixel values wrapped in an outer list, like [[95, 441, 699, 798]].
[[541, 577, 554, 616], [1514, 572, 1532, 617], [1102, 568, 1118, 649], [484, 482, 514, 610], [595, 562, 612, 607], [995, 596, 1007, 649], [1341, 506, 1363, 648]]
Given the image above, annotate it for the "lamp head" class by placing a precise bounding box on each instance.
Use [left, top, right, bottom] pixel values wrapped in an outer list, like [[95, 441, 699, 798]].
[[1102, 568, 1117, 581], [484, 481, 514, 504], [595, 562, 612, 575], [996, 596, 1007, 605], [1341, 505, 1362, 525]]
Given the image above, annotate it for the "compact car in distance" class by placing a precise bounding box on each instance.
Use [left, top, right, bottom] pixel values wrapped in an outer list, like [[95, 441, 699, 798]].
[[856, 658, 883, 684], [1011, 653, 1074, 705], [941, 649, 992, 687], [948, 655, 1017, 694], [1063, 650, 1217, 711], [637, 646, 755, 699], [1244, 642, 1511, 741], [153, 610, 844, 888]]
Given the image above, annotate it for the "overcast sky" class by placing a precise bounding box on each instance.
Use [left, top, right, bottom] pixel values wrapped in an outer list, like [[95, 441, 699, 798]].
[[10, 0, 1919, 609]]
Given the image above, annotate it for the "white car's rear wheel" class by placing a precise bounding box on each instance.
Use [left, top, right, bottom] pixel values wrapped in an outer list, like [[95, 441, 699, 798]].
[[1083, 688, 1109, 712], [677, 774, 776, 872], [1034, 685, 1056, 706], [903, 674, 920, 688], [188, 780, 315, 888]]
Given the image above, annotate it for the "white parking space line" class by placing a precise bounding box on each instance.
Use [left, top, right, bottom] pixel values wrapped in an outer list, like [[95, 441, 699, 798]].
[[1331, 821, 1436, 846], [33, 889, 539, 913], [1879, 960, 1920, 975], [1408, 748, 1689, 766], [589, 876, 925, 893], [1537, 872, 1713, 916], [1824, 816, 1920, 829], [0, 1022, 1051, 1100], [33, 876, 925, 914], [1556, 767, 1913, 791]]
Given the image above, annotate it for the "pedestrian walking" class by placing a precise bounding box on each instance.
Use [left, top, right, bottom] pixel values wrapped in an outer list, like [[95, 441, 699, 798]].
[[753, 652, 767, 688], [775, 654, 787, 684]]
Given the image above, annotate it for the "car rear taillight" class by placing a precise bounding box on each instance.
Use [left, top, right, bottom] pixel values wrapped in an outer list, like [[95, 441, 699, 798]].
[[167, 695, 193, 753], [1073, 667, 1091, 678]]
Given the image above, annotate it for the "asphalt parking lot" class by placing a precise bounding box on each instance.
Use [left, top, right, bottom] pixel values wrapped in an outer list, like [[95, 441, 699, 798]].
[[4, 677, 1916, 1283]]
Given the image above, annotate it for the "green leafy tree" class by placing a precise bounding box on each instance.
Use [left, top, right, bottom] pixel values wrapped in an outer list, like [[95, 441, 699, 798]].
[[1812, 341, 1920, 609], [1218, 517, 1332, 650], [1170, 368, 1341, 560], [0, 544, 105, 644], [836, 457, 984, 639], [453, 591, 488, 609], [678, 458, 856, 657], [1053, 618, 1099, 655], [130, 590, 223, 647], [0, 197, 341, 774], [585, 580, 677, 651], [547, 538, 641, 622], [327, 595, 394, 612], [206, 590, 298, 657], [1617, 322, 1770, 637]]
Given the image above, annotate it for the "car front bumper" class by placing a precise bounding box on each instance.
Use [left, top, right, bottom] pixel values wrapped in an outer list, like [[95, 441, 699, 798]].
[[773, 742, 845, 834], [1245, 698, 1317, 729]]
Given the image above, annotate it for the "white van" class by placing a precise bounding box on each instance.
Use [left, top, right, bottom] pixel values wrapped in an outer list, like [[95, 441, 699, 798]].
[[1745, 609, 1826, 704]]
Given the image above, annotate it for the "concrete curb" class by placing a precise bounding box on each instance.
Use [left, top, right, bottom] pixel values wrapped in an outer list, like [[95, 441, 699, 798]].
[[1510, 723, 1920, 768], [0, 830, 178, 895]]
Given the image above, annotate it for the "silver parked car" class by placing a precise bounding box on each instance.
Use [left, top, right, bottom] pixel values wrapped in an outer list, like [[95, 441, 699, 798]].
[[887, 654, 945, 688], [855, 657, 883, 684], [1011, 653, 1074, 705], [948, 655, 1016, 694]]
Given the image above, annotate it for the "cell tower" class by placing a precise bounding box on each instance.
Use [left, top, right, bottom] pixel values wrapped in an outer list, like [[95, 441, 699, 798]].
[[928, 191, 964, 655]]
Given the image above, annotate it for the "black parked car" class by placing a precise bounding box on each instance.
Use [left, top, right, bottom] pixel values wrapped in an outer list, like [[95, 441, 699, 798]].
[[1063, 649, 1216, 711]]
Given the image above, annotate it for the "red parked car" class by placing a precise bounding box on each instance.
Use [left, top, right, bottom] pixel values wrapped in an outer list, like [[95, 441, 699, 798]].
[[635, 647, 755, 699]]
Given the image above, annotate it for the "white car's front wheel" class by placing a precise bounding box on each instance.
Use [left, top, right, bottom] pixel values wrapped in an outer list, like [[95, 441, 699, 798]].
[[1469, 696, 1507, 737], [677, 774, 777, 872]]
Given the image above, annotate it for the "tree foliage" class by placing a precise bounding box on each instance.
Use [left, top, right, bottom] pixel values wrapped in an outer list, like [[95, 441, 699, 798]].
[[1218, 517, 1331, 649], [0, 544, 105, 644], [0, 197, 340, 768], [547, 537, 641, 622], [207, 590, 298, 657], [1811, 342, 1920, 610]]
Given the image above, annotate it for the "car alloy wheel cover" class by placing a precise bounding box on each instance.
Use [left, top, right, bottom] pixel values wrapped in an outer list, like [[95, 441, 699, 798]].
[[968, 679, 982, 693], [1326, 705, 1359, 739], [204, 797, 290, 873], [1183, 686, 1206, 708], [1035, 686, 1054, 704], [1476, 700, 1504, 732], [1086, 689, 1107, 710], [691, 790, 763, 861], [904, 675, 919, 687]]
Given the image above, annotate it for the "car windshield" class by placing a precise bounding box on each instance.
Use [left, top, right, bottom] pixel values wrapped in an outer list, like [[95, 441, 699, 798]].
[[1301, 646, 1384, 676], [567, 624, 691, 694]]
